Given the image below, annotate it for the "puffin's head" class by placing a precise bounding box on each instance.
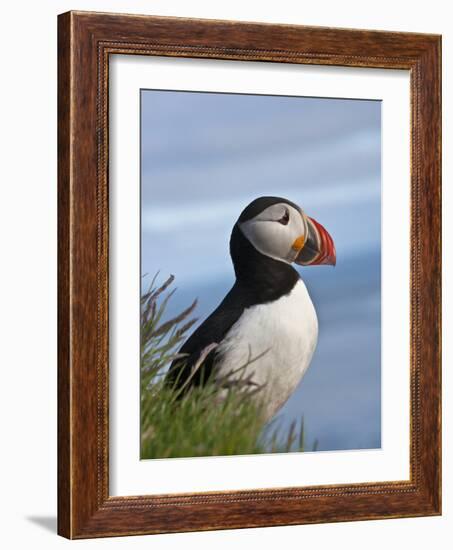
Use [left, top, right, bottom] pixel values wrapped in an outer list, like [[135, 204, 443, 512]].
[[236, 196, 336, 267]]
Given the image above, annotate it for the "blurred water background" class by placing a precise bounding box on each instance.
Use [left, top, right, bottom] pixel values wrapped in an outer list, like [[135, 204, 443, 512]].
[[141, 89, 381, 452]]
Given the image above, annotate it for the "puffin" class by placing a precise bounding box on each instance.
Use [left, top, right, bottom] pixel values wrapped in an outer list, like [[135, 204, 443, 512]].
[[166, 196, 336, 423]]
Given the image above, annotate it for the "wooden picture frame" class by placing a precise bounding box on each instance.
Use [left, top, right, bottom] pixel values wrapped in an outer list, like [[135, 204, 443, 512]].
[[58, 10, 441, 539]]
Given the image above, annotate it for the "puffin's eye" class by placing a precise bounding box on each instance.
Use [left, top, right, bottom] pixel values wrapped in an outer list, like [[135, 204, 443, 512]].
[[278, 209, 290, 225]]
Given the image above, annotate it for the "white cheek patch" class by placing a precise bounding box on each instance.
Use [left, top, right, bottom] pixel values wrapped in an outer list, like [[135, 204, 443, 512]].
[[239, 204, 305, 264]]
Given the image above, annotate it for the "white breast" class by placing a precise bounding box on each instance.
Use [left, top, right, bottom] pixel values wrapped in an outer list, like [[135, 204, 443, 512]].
[[214, 279, 318, 423]]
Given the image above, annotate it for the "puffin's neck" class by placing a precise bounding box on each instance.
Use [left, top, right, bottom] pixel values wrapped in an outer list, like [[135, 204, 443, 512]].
[[229, 224, 300, 303]]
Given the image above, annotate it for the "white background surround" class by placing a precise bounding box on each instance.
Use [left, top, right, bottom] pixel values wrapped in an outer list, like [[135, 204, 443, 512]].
[[0, 1, 450, 549], [110, 55, 410, 496]]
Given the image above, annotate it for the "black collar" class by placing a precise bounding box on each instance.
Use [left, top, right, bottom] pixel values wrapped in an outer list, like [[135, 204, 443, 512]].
[[229, 223, 299, 305]]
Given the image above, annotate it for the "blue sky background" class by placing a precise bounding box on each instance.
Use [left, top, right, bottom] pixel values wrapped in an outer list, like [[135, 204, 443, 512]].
[[141, 89, 381, 452]]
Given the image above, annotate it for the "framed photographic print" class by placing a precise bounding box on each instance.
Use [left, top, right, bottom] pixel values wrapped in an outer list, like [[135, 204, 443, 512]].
[[58, 11, 441, 539]]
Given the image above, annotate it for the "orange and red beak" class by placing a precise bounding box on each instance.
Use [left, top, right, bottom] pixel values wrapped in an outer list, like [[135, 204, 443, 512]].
[[295, 215, 336, 267]]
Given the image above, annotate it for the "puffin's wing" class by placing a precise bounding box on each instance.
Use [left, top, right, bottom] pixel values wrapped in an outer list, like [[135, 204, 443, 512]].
[[165, 284, 246, 392]]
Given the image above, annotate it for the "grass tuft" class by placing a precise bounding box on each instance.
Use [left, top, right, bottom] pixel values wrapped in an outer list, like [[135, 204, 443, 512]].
[[140, 275, 309, 459]]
